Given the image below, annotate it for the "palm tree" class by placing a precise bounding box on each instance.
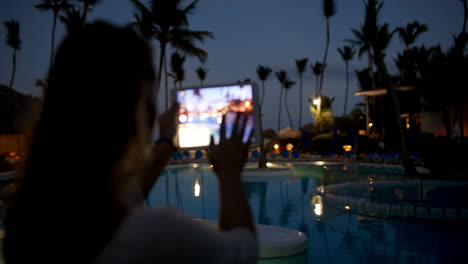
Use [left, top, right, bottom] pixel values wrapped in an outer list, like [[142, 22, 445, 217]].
[[132, 0, 214, 110], [256, 65, 272, 113], [295, 58, 308, 129], [169, 52, 186, 89], [60, 7, 84, 33], [283, 79, 296, 129], [78, 0, 102, 23], [338, 45, 356, 116], [372, 23, 417, 174], [348, 0, 383, 85], [317, 0, 337, 119], [311, 62, 324, 96], [4, 20, 21, 91], [255, 65, 272, 169], [195, 66, 208, 87], [348, 0, 383, 135], [397, 22, 428, 51], [35, 0, 73, 70], [275, 70, 287, 131]]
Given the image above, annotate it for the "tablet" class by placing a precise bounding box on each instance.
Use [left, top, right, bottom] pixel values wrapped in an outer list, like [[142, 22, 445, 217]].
[[172, 83, 261, 149]]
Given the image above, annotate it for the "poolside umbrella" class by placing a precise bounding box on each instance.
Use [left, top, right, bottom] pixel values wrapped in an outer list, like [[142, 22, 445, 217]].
[[277, 127, 301, 140]]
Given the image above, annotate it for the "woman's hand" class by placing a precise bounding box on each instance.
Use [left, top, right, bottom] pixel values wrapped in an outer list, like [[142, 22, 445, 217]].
[[208, 113, 252, 181], [158, 103, 179, 141]]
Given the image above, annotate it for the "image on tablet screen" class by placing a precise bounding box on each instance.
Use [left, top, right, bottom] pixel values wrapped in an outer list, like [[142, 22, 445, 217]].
[[176, 84, 254, 149]]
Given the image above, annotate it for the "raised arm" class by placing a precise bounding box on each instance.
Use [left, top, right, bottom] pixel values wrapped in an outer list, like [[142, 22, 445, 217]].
[[208, 113, 256, 234], [139, 103, 179, 198]]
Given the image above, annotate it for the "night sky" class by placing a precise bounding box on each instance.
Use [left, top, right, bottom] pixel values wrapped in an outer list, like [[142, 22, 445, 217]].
[[0, 0, 464, 130]]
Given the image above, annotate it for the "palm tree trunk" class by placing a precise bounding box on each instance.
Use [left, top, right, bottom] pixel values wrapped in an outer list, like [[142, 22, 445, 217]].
[[319, 19, 331, 96], [277, 86, 283, 131], [9, 50, 17, 90], [50, 12, 58, 70], [298, 75, 303, 129], [285, 90, 293, 128], [374, 51, 417, 175], [157, 41, 166, 108], [258, 105, 267, 168], [343, 62, 349, 116], [260, 81, 265, 113], [317, 19, 331, 122], [315, 76, 319, 97], [164, 56, 169, 110]]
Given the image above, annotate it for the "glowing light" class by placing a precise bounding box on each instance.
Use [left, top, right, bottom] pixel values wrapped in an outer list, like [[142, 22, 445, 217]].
[[244, 101, 251, 107], [342, 145, 352, 152], [192, 164, 199, 168], [344, 205, 351, 210], [311, 195, 323, 216], [314, 204, 323, 216], [313, 97, 321, 105], [188, 115, 194, 122], [194, 180, 200, 197], [274, 144, 279, 150], [316, 161, 325, 166], [369, 187, 374, 191], [187, 105, 194, 111], [368, 122, 374, 128], [210, 165, 213, 168], [179, 114, 188, 123], [217, 117, 222, 124], [406, 123, 410, 129], [358, 130, 366, 136], [286, 143, 294, 151], [266, 162, 273, 167]]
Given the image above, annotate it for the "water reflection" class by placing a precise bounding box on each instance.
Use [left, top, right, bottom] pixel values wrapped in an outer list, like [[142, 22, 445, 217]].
[[148, 165, 468, 264]]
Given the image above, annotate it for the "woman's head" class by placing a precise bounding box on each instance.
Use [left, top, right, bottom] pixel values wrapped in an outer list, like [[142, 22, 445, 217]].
[[4, 21, 157, 263], [33, 21, 157, 176]]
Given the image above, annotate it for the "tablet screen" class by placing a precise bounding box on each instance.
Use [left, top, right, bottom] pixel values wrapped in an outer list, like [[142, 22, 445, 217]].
[[175, 83, 256, 149]]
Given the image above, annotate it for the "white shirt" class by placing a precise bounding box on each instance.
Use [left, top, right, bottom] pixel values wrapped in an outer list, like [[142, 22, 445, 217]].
[[94, 207, 259, 264]]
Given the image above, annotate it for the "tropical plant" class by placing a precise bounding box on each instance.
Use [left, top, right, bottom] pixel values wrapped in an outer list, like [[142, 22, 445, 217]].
[[256, 65, 272, 113], [60, 7, 84, 33], [132, 0, 214, 110], [311, 62, 324, 96], [295, 58, 308, 128], [372, 23, 416, 174], [4, 20, 21, 91], [283, 79, 296, 129], [337, 45, 356, 116], [78, 0, 102, 23], [35, 0, 73, 70], [275, 70, 287, 131], [195, 66, 208, 87], [347, 0, 383, 88], [397, 21, 428, 51], [169, 52, 186, 89], [309, 95, 335, 133], [255, 65, 272, 169], [317, 0, 337, 119]]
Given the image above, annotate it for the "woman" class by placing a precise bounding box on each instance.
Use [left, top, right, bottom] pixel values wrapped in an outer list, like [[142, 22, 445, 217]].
[[3, 22, 257, 264]]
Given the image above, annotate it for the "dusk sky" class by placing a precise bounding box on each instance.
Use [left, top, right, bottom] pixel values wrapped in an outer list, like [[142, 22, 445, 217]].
[[0, 0, 465, 130]]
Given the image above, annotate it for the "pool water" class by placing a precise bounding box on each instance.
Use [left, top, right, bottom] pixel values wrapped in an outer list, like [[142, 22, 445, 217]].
[[149, 163, 468, 264]]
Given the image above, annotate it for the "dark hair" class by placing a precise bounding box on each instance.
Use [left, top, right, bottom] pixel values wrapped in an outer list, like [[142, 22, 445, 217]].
[[4, 21, 156, 263]]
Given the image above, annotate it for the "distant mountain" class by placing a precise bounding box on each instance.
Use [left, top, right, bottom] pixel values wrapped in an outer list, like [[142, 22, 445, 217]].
[[0, 84, 42, 134]]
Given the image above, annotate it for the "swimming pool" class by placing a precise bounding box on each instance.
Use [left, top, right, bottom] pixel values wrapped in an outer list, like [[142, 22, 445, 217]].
[[149, 162, 468, 264]]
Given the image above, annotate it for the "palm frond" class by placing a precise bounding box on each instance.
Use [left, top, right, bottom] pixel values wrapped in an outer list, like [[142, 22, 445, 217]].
[[4, 20, 21, 50]]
